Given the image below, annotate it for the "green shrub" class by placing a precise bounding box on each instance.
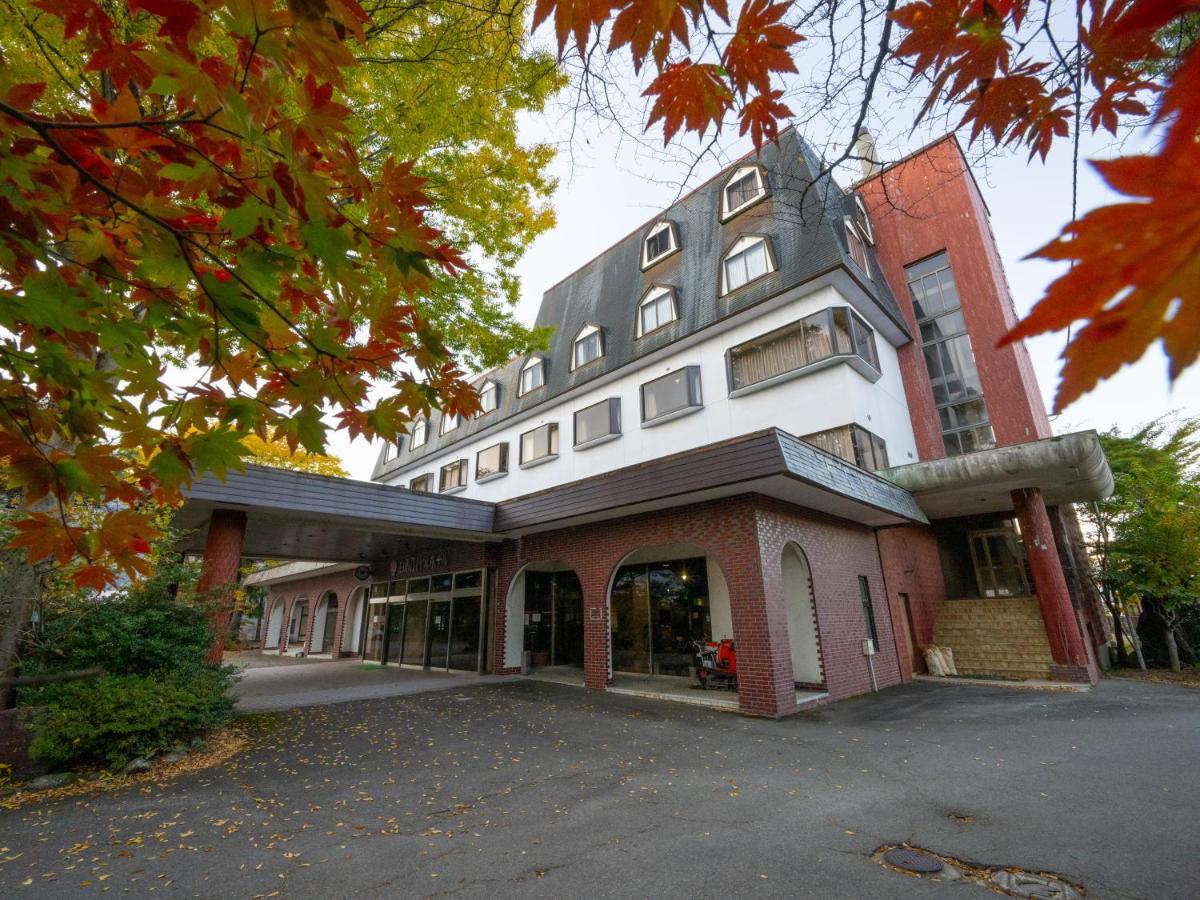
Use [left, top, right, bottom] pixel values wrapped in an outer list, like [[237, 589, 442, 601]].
[[26, 665, 235, 769]]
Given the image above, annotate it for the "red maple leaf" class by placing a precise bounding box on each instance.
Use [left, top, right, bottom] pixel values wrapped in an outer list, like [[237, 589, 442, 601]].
[[532, 0, 618, 58], [723, 0, 802, 97], [644, 60, 733, 143], [738, 89, 793, 149]]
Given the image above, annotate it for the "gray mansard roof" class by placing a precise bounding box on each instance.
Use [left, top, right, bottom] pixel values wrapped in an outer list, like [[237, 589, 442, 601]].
[[375, 128, 908, 481]]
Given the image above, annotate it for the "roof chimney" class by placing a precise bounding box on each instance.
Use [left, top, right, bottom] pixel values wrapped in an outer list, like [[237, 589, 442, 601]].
[[854, 128, 881, 178]]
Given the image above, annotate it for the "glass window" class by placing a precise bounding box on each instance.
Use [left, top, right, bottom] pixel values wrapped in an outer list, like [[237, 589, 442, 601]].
[[644, 222, 675, 265], [572, 325, 603, 369], [475, 442, 508, 480], [845, 219, 870, 275], [410, 419, 427, 449], [854, 195, 874, 243], [722, 237, 771, 294], [906, 253, 996, 457], [439, 459, 467, 492], [409, 473, 433, 492], [637, 286, 677, 337], [439, 412, 461, 435], [859, 576, 879, 647], [478, 381, 498, 414], [641, 366, 702, 422], [969, 524, 1032, 597], [381, 442, 396, 464], [519, 358, 545, 395], [801, 424, 889, 472], [574, 398, 620, 447], [520, 422, 559, 465], [729, 307, 878, 390], [723, 167, 764, 216]]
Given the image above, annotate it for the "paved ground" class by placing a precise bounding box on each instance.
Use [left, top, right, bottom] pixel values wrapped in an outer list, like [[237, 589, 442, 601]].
[[230, 656, 490, 712], [1, 678, 1196, 898]]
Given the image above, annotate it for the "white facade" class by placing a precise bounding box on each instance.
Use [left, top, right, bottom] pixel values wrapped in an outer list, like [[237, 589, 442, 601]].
[[381, 282, 919, 503]]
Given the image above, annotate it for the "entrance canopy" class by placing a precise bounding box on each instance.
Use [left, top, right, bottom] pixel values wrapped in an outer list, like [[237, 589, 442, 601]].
[[175, 429, 930, 563], [881, 430, 1113, 519], [175, 464, 497, 562]]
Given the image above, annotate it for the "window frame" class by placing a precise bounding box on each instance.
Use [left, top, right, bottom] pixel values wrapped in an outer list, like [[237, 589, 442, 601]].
[[518, 357, 545, 397], [800, 423, 890, 472], [438, 458, 468, 494], [844, 217, 871, 278], [477, 380, 499, 415], [518, 422, 559, 468], [381, 441, 397, 465], [720, 234, 775, 296], [573, 397, 622, 449], [853, 195, 874, 244], [641, 221, 679, 269], [439, 411, 462, 436], [968, 525, 1032, 598], [725, 306, 881, 396], [570, 323, 604, 371], [720, 165, 768, 220], [635, 285, 679, 339], [858, 576, 879, 649], [640, 365, 703, 427], [408, 473, 434, 492], [409, 418, 428, 450], [474, 441, 509, 483]]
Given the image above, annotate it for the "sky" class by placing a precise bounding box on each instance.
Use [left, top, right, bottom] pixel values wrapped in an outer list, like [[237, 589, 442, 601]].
[[328, 110, 1198, 480]]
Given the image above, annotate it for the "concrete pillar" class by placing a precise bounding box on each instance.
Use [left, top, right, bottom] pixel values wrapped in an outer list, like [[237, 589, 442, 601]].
[[197, 509, 247, 664], [1011, 488, 1095, 684]]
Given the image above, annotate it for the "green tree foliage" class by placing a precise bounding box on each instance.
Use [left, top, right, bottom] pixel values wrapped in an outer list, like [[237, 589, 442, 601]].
[[0, 0, 560, 587], [1087, 419, 1200, 671]]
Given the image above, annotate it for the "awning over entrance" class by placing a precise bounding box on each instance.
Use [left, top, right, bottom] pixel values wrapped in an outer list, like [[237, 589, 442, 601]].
[[175, 463, 497, 562], [881, 430, 1113, 519]]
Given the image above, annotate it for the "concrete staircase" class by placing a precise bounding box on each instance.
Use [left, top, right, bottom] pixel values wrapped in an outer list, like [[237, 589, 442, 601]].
[[932, 598, 1054, 681]]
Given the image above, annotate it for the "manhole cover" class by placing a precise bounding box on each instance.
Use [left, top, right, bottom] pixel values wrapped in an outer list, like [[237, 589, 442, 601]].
[[991, 870, 1082, 899], [883, 847, 944, 874]]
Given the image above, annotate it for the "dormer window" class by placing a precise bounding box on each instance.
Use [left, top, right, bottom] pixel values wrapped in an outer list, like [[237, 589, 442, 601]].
[[382, 441, 397, 464], [571, 324, 604, 370], [478, 380, 498, 414], [844, 218, 870, 277], [854, 195, 874, 244], [721, 165, 767, 220], [519, 357, 545, 396], [641, 221, 678, 268], [440, 411, 462, 435], [721, 235, 774, 295], [410, 418, 427, 450], [636, 285, 678, 338]]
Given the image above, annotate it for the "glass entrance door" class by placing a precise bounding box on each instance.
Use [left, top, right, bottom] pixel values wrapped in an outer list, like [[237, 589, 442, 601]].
[[449, 595, 481, 671], [363, 604, 386, 662], [428, 600, 451, 669], [384, 603, 405, 664], [611, 556, 711, 677], [401, 599, 428, 666]]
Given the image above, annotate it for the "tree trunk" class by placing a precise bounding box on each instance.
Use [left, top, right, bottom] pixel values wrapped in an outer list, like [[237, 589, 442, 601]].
[[1165, 626, 1181, 672], [0, 550, 39, 710], [1106, 601, 1129, 666]]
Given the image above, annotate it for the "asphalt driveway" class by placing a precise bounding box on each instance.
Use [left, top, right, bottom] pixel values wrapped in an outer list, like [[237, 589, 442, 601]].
[[1, 678, 1196, 898]]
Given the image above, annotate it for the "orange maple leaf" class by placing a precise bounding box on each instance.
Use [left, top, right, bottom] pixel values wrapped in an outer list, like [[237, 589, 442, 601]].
[[1003, 144, 1200, 412], [738, 89, 793, 149], [644, 60, 733, 143], [723, 0, 802, 98], [532, 0, 618, 58]]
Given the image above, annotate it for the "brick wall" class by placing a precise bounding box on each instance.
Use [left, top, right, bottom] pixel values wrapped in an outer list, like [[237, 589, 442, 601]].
[[755, 498, 906, 700], [259, 569, 370, 658], [858, 137, 1053, 459], [875, 523, 948, 679]]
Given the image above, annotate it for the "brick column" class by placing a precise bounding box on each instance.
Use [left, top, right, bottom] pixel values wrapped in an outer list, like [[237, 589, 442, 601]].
[[1011, 488, 1095, 683], [198, 509, 247, 664], [580, 570, 610, 691]]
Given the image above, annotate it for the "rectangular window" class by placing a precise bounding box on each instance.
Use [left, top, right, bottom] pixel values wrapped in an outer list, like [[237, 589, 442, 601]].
[[845, 220, 870, 275], [519, 360, 544, 396], [640, 366, 702, 424], [382, 443, 396, 464], [723, 239, 770, 292], [574, 398, 621, 447], [907, 253, 995, 457], [728, 307, 878, 391], [478, 382, 498, 413], [519, 422, 559, 466], [801, 424, 889, 472], [573, 329, 603, 369], [725, 171, 760, 211], [969, 524, 1032, 597], [439, 413, 460, 435], [638, 289, 676, 337], [475, 442, 508, 480], [409, 473, 433, 492], [410, 420, 427, 449], [439, 459, 468, 492], [645, 226, 671, 261], [859, 576, 879, 648]]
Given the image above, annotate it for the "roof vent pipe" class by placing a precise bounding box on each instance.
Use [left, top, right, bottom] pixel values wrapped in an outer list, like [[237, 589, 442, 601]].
[[854, 128, 881, 177]]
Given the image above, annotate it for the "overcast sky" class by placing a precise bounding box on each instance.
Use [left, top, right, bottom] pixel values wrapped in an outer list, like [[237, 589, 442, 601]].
[[329, 115, 1198, 480]]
